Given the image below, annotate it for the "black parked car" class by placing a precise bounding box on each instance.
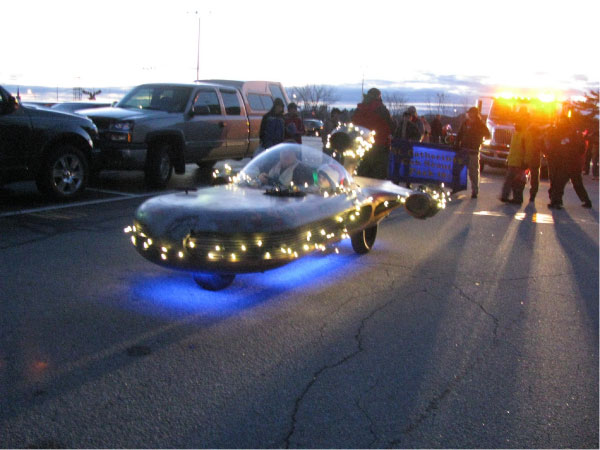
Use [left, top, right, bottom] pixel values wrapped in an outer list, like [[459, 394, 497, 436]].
[[51, 101, 113, 115], [303, 118, 324, 136], [0, 86, 98, 199]]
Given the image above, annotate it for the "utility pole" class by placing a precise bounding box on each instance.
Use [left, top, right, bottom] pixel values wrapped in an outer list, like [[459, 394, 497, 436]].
[[361, 72, 364, 96]]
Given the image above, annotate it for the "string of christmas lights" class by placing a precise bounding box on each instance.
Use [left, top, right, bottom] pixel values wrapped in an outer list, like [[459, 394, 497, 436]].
[[124, 138, 448, 282]]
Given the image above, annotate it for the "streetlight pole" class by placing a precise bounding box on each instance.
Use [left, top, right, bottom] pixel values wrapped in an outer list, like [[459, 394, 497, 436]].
[[196, 16, 200, 82], [188, 9, 210, 82]]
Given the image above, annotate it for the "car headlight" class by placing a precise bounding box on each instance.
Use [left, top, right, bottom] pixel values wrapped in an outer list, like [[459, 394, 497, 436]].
[[109, 121, 134, 142], [110, 121, 134, 132]]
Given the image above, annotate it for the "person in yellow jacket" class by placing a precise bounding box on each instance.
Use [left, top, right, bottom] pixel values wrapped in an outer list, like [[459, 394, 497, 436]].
[[500, 118, 531, 204]]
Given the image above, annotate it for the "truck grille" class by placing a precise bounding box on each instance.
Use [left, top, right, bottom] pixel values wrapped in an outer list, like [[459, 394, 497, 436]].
[[87, 117, 112, 132], [493, 129, 512, 146]]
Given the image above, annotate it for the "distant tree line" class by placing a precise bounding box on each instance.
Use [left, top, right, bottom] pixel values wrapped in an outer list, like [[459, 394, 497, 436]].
[[290, 84, 476, 124], [571, 89, 599, 132]]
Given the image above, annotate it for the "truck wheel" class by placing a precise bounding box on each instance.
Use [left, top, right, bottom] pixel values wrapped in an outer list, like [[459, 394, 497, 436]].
[[194, 273, 236, 290], [350, 225, 377, 254], [36, 144, 88, 199], [145, 144, 173, 189]]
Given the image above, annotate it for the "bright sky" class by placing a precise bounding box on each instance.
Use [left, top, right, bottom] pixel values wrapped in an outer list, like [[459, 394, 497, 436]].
[[2, 0, 598, 97]]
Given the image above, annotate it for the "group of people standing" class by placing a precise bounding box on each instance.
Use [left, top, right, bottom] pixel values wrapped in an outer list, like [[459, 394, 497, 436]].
[[501, 111, 593, 209], [349, 87, 594, 209], [258, 99, 305, 152], [259, 89, 594, 211], [349, 88, 490, 198]]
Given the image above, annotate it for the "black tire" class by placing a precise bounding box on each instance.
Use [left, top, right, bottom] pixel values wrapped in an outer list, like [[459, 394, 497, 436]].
[[194, 273, 236, 291], [196, 161, 214, 170], [145, 144, 173, 189], [350, 225, 378, 254], [196, 161, 215, 180], [36, 144, 88, 199]]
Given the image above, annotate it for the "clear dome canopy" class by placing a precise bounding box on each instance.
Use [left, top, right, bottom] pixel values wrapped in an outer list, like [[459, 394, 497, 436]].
[[236, 143, 354, 193]]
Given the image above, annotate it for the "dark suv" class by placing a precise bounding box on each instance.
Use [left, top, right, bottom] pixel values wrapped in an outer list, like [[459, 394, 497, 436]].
[[0, 85, 98, 199]]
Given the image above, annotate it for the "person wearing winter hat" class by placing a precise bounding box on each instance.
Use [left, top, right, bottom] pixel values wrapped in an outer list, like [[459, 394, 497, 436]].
[[454, 106, 490, 198], [258, 98, 285, 152], [351, 88, 395, 179]]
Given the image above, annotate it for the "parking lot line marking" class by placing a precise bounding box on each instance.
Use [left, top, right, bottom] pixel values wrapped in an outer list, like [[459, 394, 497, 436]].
[[454, 210, 597, 225], [86, 188, 141, 197], [0, 192, 169, 218], [28, 211, 89, 220]]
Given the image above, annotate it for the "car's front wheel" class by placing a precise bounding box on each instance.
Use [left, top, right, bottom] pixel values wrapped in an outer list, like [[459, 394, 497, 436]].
[[350, 225, 378, 254], [36, 145, 88, 199], [194, 273, 236, 290], [145, 144, 173, 189]]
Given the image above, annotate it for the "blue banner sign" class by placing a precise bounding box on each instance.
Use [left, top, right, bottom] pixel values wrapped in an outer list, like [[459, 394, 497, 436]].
[[389, 139, 468, 192]]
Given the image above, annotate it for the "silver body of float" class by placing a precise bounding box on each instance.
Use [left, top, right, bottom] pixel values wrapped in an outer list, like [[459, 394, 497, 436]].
[[126, 143, 447, 282]]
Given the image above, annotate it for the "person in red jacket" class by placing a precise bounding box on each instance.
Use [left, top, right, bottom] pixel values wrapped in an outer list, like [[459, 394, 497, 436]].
[[351, 88, 394, 179], [284, 102, 305, 144]]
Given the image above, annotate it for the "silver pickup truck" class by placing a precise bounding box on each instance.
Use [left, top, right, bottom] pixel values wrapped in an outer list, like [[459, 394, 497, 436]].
[[82, 80, 289, 188]]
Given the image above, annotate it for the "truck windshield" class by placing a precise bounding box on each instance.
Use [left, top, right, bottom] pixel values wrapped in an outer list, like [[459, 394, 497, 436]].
[[118, 85, 192, 113], [489, 98, 561, 124]]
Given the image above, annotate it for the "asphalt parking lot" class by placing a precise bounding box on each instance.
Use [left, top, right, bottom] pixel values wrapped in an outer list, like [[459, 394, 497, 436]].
[[0, 137, 598, 448]]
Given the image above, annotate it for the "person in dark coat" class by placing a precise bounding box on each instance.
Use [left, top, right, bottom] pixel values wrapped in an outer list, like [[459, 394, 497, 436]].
[[430, 114, 443, 144], [524, 123, 544, 202], [390, 109, 421, 187], [322, 107, 343, 150], [258, 98, 285, 152], [590, 129, 599, 179], [351, 88, 394, 179], [454, 107, 490, 198], [546, 115, 592, 209]]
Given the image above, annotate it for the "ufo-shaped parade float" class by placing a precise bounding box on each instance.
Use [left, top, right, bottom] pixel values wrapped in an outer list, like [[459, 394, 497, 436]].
[[125, 126, 450, 290]]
